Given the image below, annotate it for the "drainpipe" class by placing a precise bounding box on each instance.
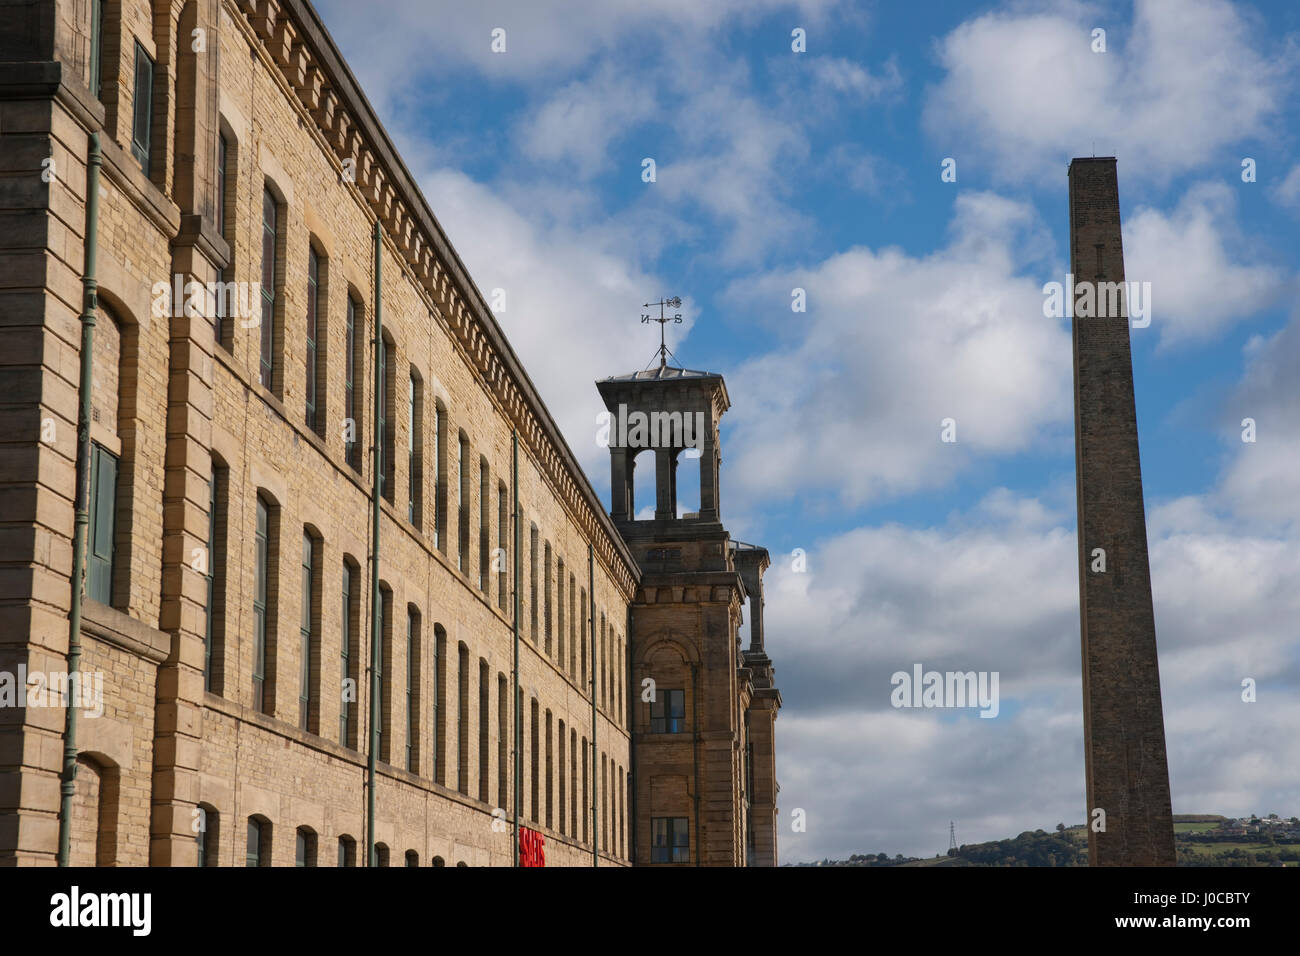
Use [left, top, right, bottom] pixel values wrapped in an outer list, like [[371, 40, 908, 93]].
[[626, 601, 634, 865], [367, 220, 382, 866], [58, 132, 102, 867], [512, 429, 520, 866], [589, 544, 597, 867], [691, 662, 700, 867]]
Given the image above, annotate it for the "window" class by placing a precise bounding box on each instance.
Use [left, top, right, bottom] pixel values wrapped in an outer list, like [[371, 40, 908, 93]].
[[86, 442, 118, 604], [379, 336, 395, 502], [344, 296, 360, 470], [652, 817, 690, 863], [497, 674, 508, 811], [434, 403, 447, 550], [375, 844, 390, 867], [478, 659, 489, 802], [557, 560, 565, 669], [259, 188, 277, 390], [543, 542, 552, 655], [130, 42, 153, 171], [457, 433, 469, 572], [529, 525, 538, 641], [497, 483, 508, 611], [205, 463, 228, 694], [545, 709, 553, 829], [378, 585, 392, 762], [406, 608, 420, 773], [456, 643, 469, 794], [196, 805, 218, 867], [246, 817, 270, 867], [215, 131, 231, 345], [569, 573, 576, 678], [296, 827, 317, 867], [530, 699, 539, 824], [299, 531, 319, 732], [579, 588, 587, 687], [581, 738, 588, 843], [89, 0, 105, 100], [651, 689, 686, 733], [408, 374, 422, 526], [558, 720, 566, 836], [570, 729, 578, 838], [253, 498, 268, 713], [478, 459, 489, 591], [432, 626, 446, 784], [305, 247, 322, 432], [337, 835, 356, 867], [341, 558, 359, 747], [405, 850, 419, 867]]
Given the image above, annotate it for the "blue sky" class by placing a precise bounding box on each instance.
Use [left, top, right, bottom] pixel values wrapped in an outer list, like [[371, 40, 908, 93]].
[[316, 0, 1300, 861]]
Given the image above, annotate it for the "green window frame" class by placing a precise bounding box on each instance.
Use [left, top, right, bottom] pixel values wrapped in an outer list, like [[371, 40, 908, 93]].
[[86, 442, 118, 605], [259, 187, 277, 390], [345, 297, 359, 470], [340, 561, 352, 746], [246, 818, 264, 867], [253, 498, 268, 713], [89, 0, 105, 101], [299, 532, 314, 731], [130, 41, 153, 171], [406, 609, 417, 773], [305, 248, 320, 430]]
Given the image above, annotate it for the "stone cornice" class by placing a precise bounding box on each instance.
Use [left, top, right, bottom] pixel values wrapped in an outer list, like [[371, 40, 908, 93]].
[[228, 0, 639, 599]]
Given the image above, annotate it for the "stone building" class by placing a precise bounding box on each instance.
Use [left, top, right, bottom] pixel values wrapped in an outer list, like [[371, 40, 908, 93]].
[[0, 0, 777, 865]]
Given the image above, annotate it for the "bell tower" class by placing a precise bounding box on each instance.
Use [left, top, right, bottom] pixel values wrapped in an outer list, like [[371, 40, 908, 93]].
[[598, 322, 781, 866]]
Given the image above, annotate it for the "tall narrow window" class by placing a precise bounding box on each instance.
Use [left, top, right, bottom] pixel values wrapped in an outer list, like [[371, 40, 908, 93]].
[[457, 433, 469, 572], [478, 659, 489, 802], [253, 497, 269, 714], [406, 608, 420, 774], [497, 674, 508, 811], [558, 720, 566, 836], [569, 573, 576, 678], [580, 588, 587, 688], [378, 585, 391, 761], [130, 42, 153, 171], [295, 828, 317, 867], [305, 248, 321, 432], [529, 525, 538, 641], [259, 188, 277, 390], [457, 643, 469, 794], [434, 403, 446, 550], [545, 709, 553, 830], [581, 738, 588, 843], [299, 531, 320, 733], [197, 805, 218, 867], [433, 626, 447, 784], [408, 374, 422, 526], [379, 336, 393, 502], [570, 729, 578, 838], [344, 296, 360, 470], [340, 559, 357, 747], [652, 817, 690, 863], [497, 483, 508, 611], [89, 0, 105, 100], [651, 689, 686, 733], [215, 131, 230, 345], [86, 442, 118, 604], [478, 459, 489, 592], [557, 560, 565, 670], [337, 835, 356, 867], [530, 699, 539, 824], [246, 817, 270, 867], [543, 543, 552, 655]]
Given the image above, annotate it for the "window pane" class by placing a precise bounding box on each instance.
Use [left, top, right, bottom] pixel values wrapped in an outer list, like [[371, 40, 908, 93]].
[[131, 43, 153, 169]]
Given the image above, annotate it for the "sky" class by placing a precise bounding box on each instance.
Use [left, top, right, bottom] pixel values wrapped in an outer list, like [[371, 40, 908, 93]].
[[313, 0, 1300, 862]]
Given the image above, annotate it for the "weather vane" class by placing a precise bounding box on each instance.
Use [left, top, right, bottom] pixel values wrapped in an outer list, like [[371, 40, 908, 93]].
[[641, 296, 682, 370]]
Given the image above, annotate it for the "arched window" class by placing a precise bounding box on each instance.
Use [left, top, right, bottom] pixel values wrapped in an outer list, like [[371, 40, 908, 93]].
[[477, 658, 489, 802], [570, 728, 578, 837], [406, 606, 421, 774], [568, 573, 576, 678], [253, 494, 279, 716], [496, 673, 508, 810], [205, 459, 229, 694], [478, 457, 489, 591], [409, 372, 423, 527], [434, 401, 447, 551], [430, 855, 445, 867], [341, 557, 360, 747], [344, 294, 362, 471], [529, 698, 539, 824], [674, 447, 701, 517], [378, 583, 392, 762], [457, 431, 470, 572], [337, 834, 356, 867], [405, 850, 419, 867], [374, 843, 390, 867], [295, 827, 317, 867], [214, 122, 236, 350], [630, 448, 655, 519], [528, 523, 538, 641], [456, 642, 469, 794], [196, 803, 219, 867], [259, 184, 281, 392], [70, 753, 118, 867], [581, 737, 588, 843], [579, 588, 587, 687], [557, 719, 566, 836], [433, 624, 447, 785], [246, 815, 271, 867], [497, 481, 508, 610], [299, 528, 321, 733], [379, 333, 395, 502], [556, 559, 565, 668], [87, 303, 124, 607], [544, 708, 553, 829], [305, 244, 327, 435], [543, 542, 552, 655]]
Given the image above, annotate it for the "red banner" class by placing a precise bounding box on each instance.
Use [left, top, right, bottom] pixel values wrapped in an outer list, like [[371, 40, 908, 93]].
[[519, 826, 546, 867]]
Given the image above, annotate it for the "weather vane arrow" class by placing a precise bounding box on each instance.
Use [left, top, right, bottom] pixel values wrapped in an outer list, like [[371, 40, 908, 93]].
[[641, 296, 683, 370]]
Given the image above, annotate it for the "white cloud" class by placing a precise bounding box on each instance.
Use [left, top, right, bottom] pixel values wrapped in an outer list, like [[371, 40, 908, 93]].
[[1123, 182, 1286, 345], [721, 191, 1071, 510], [923, 0, 1292, 183], [1275, 163, 1300, 212]]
